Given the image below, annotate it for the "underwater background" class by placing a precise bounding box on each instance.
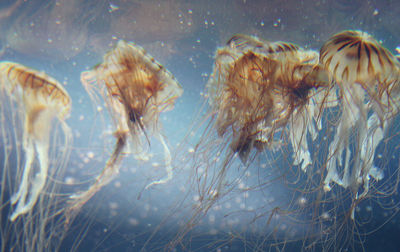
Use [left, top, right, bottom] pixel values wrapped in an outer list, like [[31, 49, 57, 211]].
[[0, 0, 400, 251]]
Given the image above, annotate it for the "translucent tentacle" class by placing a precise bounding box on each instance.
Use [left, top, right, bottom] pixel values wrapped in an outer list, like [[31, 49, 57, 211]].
[[145, 132, 173, 189], [10, 138, 34, 221], [22, 139, 49, 215]]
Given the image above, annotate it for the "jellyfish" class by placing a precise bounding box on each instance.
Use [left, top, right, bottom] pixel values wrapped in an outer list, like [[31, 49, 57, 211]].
[[163, 35, 334, 250], [171, 35, 333, 237], [227, 35, 337, 169], [0, 61, 72, 222], [203, 34, 331, 183], [67, 40, 183, 217], [319, 31, 400, 202]]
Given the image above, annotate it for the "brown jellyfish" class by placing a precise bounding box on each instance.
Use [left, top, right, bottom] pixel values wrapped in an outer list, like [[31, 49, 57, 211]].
[[183, 34, 334, 220], [0, 61, 72, 221], [319, 30, 400, 205], [208, 34, 331, 169], [68, 40, 183, 217]]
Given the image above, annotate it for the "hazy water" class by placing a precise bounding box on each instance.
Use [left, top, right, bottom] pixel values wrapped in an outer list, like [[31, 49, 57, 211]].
[[0, 0, 400, 251]]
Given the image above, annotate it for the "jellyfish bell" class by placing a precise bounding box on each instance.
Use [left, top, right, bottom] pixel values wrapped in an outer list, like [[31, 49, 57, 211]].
[[0, 61, 72, 221], [319, 30, 400, 202], [68, 40, 183, 218], [227, 34, 300, 58]]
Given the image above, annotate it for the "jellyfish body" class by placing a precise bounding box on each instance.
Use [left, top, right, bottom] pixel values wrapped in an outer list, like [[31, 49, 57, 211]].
[[207, 35, 330, 169], [184, 35, 333, 217], [69, 40, 183, 215], [319, 30, 400, 198], [0, 61, 71, 221]]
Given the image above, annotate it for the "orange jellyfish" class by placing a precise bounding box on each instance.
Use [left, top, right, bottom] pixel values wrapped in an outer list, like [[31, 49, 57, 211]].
[[189, 34, 333, 215], [319, 30, 400, 204], [68, 40, 183, 216], [0, 61, 72, 221]]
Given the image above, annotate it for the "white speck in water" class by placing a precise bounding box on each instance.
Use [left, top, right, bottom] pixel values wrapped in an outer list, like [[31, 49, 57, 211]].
[[108, 3, 119, 13], [64, 177, 75, 185], [109, 202, 118, 210], [321, 212, 330, 220], [128, 218, 139, 226], [87, 151, 94, 158], [273, 18, 281, 27]]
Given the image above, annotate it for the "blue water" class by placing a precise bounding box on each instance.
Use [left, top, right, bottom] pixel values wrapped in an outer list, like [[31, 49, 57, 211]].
[[0, 0, 400, 251]]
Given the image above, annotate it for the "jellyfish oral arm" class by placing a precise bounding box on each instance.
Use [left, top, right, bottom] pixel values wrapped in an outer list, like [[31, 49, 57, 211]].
[[10, 137, 35, 221], [68, 130, 127, 221], [10, 106, 53, 221], [323, 85, 361, 192], [290, 109, 313, 172], [357, 112, 385, 196], [145, 132, 173, 189], [323, 83, 388, 194]]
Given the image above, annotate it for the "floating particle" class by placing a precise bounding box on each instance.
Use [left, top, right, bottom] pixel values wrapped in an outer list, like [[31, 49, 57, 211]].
[[108, 3, 119, 13]]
